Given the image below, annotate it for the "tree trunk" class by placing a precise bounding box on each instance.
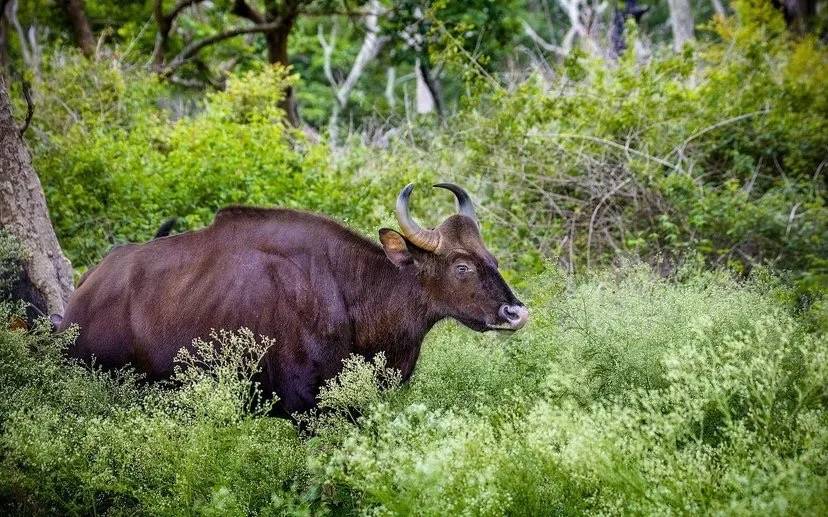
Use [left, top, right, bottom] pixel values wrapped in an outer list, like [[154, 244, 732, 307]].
[[0, 13, 9, 73], [59, 0, 95, 57], [610, 0, 649, 58], [667, 0, 695, 51], [151, 2, 172, 72], [265, 14, 299, 126], [0, 74, 73, 317], [777, 0, 817, 33]]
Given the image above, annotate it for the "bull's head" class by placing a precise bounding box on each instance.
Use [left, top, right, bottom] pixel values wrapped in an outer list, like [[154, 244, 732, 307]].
[[380, 183, 529, 332]]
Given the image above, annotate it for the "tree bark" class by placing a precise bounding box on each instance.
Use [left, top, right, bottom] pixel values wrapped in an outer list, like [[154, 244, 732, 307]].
[[667, 0, 695, 51], [264, 13, 299, 126], [59, 0, 95, 57], [609, 0, 649, 58], [0, 74, 73, 317], [776, 0, 817, 33], [152, 0, 206, 72], [231, 0, 300, 125]]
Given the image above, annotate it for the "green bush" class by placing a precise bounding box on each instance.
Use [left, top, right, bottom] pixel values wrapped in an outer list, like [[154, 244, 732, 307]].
[[323, 267, 828, 515], [22, 2, 827, 302], [1, 267, 825, 515], [0, 230, 27, 301], [317, 0, 827, 291], [29, 60, 388, 271], [0, 310, 309, 515]]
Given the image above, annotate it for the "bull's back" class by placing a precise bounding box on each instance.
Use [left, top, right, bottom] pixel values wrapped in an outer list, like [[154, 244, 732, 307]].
[[61, 244, 142, 370], [61, 235, 284, 378], [60, 208, 379, 416]]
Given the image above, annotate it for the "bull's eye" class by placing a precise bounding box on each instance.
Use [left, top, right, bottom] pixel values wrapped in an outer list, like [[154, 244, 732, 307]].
[[456, 263, 471, 274]]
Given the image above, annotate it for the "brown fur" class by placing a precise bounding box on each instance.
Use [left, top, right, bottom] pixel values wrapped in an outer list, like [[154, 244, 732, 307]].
[[60, 206, 524, 416]]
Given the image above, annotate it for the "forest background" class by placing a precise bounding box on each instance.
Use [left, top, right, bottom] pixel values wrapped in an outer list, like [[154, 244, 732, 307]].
[[0, 0, 826, 515]]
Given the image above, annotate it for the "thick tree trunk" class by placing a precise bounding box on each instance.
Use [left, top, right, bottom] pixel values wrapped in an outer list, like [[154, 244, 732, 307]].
[[0, 74, 73, 317], [667, 0, 695, 51], [59, 0, 95, 57], [265, 14, 299, 126]]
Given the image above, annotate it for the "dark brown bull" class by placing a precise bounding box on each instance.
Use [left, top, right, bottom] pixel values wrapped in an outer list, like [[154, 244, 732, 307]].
[[59, 183, 528, 416]]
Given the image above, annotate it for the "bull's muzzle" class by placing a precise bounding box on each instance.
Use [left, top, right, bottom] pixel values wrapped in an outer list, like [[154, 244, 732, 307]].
[[498, 304, 529, 330]]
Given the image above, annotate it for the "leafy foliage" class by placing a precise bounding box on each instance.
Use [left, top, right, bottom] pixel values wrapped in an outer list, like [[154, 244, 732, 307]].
[[17, 2, 827, 298], [1, 3, 826, 514], [1, 267, 826, 515], [28, 59, 386, 270], [0, 310, 307, 515], [445, 2, 827, 283]]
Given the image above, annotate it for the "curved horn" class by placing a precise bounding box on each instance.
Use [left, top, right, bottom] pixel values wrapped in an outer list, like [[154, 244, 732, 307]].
[[434, 183, 478, 225], [395, 183, 440, 251]]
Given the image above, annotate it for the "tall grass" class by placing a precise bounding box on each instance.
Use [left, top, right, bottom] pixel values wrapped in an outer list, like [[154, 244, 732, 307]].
[[1, 266, 825, 515]]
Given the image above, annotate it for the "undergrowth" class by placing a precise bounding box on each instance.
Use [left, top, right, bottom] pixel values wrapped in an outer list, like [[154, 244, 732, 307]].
[[1, 266, 825, 515]]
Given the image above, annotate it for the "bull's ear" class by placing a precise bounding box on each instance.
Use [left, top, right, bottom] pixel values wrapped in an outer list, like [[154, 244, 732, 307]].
[[379, 229, 414, 267]]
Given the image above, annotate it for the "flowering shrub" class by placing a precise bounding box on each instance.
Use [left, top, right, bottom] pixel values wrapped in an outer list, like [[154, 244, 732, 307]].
[[1, 267, 825, 515]]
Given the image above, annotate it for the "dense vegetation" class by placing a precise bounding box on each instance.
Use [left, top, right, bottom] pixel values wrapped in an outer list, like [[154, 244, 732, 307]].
[[1, 0, 827, 514], [8, 2, 825, 297], [2, 266, 827, 515]]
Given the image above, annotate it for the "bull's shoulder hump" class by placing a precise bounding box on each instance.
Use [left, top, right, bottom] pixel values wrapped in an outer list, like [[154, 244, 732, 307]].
[[213, 205, 383, 252], [213, 205, 346, 229], [213, 205, 308, 224], [79, 243, 139, 281]]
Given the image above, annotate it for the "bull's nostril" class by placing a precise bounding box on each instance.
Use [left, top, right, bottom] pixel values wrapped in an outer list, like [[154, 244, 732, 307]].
[[499, 304, 519, 321], [498, 304, 529, 329], [499, 305, 512, 320]]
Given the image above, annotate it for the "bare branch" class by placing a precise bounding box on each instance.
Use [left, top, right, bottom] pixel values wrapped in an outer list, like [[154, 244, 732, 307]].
[[547, 133, 683, 172], [587, 178, 631, 269], [320, 1, 388, 144], [169, 0, 203, 22], [335, 2, 388, 107], [167, 75, 207, 88], [385, 67, 396, 107], [163, 18, 286, 74], [671, 110, 769, 160], [299, 9, 373, 18], [317, 23, 338, 90], [5, 0, 39, 77], [784, 202, 802, 238], [521, 19, 568, 57], [152, 0, 207, 70]]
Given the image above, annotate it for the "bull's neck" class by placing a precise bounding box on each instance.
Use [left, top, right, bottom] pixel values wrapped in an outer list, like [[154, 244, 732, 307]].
[[335, 250, 439, 375]]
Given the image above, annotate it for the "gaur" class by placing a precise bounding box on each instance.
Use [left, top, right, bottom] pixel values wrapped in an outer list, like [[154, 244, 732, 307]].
[[59, 183, 529, 416]]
